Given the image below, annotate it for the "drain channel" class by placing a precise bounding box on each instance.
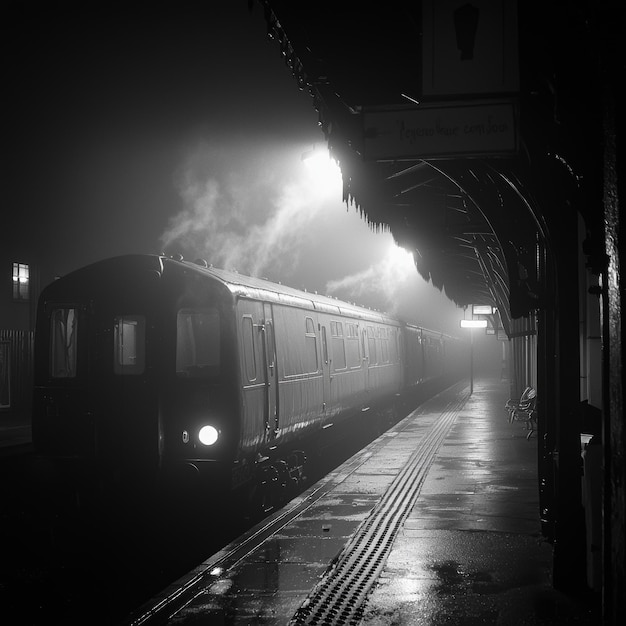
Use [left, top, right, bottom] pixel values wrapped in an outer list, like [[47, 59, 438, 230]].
[[289, 393, 468, 626]]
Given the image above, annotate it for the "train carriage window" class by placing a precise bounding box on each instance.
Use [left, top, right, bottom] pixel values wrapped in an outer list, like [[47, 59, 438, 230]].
[[367, 326, 377, 364], [265, 320, 276, 369], [241, 316, 256, 382], [361, 329, 367, 361], [393, 328, 400, 363], [321, 326, 329, 365], [50, 308, 78, 378], [114, 316, 146, 375], [330, 320, 346, 370], [177, 309, 221, 378], [304, 317, 318, 373], [380, 328, 389, 363], [346, 323, 360, 368]]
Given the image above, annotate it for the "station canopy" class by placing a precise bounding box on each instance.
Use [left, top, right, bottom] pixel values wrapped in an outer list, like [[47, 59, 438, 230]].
[[255, 0, 604, 337]]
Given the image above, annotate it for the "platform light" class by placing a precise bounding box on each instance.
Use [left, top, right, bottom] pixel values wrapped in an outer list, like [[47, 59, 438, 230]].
[[460, 319, 488, 328], [301, 146, 342, 189], [198, 425, 219, 446], [460, 318, 488, 395], [472, 304, 495, 315]]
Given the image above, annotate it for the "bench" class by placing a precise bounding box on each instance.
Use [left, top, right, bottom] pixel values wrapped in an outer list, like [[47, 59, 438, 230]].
[[505, 386, 537, 439]]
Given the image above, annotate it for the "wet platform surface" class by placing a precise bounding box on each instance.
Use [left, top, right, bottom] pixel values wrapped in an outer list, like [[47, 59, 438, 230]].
[[127, 379, 600, 625], [359, 379, 599, 625]]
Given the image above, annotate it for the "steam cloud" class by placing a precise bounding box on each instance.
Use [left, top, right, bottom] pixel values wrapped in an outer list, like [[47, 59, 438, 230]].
[[325, 247, 417, 316], [159, 138, 461, 333], [160, 139, 336, 279]]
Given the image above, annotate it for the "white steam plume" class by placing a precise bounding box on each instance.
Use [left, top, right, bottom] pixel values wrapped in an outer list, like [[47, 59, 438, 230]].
[[325, 245, 417, 315], [159, 140, 338, 278]]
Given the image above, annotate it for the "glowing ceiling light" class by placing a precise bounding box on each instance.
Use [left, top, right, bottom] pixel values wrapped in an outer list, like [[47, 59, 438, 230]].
[[472, 304, 495, 315], [460, 319, 488, 328], [387, 243, 415, 275], [301, 147, 342, 190]]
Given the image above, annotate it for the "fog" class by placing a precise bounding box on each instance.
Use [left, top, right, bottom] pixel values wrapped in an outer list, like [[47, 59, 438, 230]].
[[5, 1, 468, 339], [159, 138, 464, 335]]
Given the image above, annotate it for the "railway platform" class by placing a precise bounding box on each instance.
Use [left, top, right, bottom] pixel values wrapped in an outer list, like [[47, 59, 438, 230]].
[[125, 378, 600, 626]]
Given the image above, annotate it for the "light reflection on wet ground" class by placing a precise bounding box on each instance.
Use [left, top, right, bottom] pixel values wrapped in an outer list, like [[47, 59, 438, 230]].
[[160, 380, 599, 625], [360, 379, 599, 625], [168, 491, 381, 624]]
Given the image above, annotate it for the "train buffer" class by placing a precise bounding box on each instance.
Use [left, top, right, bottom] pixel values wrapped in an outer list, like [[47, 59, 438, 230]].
[[124, 378, 598, 626]]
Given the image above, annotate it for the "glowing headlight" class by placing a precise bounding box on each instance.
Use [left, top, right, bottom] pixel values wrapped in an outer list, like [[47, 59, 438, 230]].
[[198, 425, 219, 446]]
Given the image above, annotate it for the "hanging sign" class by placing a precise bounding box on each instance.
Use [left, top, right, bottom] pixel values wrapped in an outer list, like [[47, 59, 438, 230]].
[[363, 100, 518, 161]]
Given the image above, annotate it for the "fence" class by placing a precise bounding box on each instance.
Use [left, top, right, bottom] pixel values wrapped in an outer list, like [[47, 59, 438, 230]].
[[0, 329, 34, 412]]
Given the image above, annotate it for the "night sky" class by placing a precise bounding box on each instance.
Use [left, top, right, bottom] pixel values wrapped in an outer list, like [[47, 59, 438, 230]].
[[4, 1, 463, 334]]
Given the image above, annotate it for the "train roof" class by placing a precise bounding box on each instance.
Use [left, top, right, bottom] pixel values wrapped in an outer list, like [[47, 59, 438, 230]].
[[185, 260, 460, 340], [45, 254, 459, 338], [165, 255, 400, 326]]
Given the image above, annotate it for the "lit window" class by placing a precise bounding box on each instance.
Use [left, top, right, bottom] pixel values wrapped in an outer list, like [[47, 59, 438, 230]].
[[12, 263, 29, 300]]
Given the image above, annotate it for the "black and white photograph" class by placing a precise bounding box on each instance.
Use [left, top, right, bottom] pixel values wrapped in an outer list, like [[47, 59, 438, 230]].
[[1, 2, 623, 624]]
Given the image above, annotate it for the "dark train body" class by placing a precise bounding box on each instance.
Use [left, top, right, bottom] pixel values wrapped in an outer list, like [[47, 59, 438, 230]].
[[32, 254, 464, 508]]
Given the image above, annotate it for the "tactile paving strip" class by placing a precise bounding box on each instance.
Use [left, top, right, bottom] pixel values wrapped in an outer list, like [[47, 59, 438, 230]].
[[289, 393, 468, 625]]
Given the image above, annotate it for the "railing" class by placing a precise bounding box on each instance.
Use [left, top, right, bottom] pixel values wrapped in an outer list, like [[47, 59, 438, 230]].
[[0, 329, 34, 412]]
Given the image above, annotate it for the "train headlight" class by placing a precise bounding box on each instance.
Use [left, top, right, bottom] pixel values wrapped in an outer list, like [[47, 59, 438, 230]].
[[198, 425, 219, 446]]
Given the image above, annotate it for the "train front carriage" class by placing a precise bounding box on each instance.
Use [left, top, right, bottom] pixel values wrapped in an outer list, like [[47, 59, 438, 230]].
[[32, 255, 241, 499]]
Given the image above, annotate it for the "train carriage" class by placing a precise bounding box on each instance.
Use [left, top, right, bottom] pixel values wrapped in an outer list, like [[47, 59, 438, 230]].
[[32, 254, 462, 509]]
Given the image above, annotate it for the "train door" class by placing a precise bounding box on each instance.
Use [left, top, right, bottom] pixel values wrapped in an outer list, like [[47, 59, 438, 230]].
[[262, 303, 278, 439], [238, 300, 268, 448], [105, 310, 159, 481]]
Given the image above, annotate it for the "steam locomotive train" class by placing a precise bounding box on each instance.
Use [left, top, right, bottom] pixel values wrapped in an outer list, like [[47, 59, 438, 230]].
[[32, 254, 464, 510]]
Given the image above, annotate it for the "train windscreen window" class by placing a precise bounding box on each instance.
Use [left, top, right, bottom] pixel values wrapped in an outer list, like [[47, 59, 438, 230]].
[[176, 309, 221, 378], [114, 316, 146, 375], [50, 308, 78, 378]]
